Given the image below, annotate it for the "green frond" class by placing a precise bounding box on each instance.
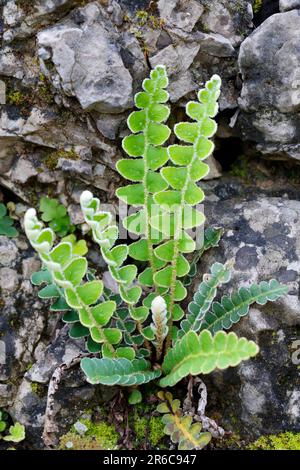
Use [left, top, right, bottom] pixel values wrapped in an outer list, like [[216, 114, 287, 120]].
[[24, 209, 117, 348], [81, 357, 161, 386], [201, 280, 289, 333], [178, 262, 232, 339], [160, 330, 259, 388]]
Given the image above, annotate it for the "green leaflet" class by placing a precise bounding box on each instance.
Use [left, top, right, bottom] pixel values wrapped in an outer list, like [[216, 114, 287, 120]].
[[80, 191, 141, 307], [201, 279, 289, 333], [128, 389, 143, 405], [24, 210, 117, 346], [178, 262, 232, 338], [81, 357, 161, 386], [160, 330, 259, 388], [157, 391, 211, 450], [3, 422, 25, 443]]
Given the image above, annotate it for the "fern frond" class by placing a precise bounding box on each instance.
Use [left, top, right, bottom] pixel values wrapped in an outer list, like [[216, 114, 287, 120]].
[[81, 357, 161, 386], [116, 64, 171, 285], [152, 75, 222, 343], [80, 190, 142, 307], [178, 261, 232, 339], [157, 391, 211, 450], [201, 279, 289, 333], [24, 209, 118, 348], [160, 330, 259, 388]]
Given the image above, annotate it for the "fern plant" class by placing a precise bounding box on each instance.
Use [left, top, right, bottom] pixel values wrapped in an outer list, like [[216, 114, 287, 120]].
[[24, 65, 289, 451]]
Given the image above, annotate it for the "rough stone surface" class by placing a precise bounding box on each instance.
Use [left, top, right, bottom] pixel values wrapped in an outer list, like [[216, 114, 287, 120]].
[[280, 0, 300, 12], [199, 184, 300, 437], [38, 2, 134, 113], [238, 10, 300, 161], [0, 235, 116, 447], [1, 0, 300, 450]]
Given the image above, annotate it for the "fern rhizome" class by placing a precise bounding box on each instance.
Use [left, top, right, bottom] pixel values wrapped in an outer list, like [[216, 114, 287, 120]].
[[24, 65, 288, 450]]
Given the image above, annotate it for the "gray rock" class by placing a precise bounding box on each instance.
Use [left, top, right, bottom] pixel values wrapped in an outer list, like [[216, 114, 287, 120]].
[[56, 158, 92, 177], [0, 236, 19, 267], [0, 267, 19, 293], [280, 0, 300, 12], [38, 2, 133, 113], [199, 0, 253, 47], [238, 10, 300, 161], [158, 0, 204, 32], [199, 191, 300, 437], [11, 156, 38, 184], [0, 47, 24, 79], [203, 155, 222, 180], [3, 0, 85, 42]]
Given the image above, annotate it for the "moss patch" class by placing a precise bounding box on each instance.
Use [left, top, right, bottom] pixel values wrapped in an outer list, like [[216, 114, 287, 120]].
[[81, 419, 118, 449], [59, 418, 118, 450], [130, 404, 166, 448], [253, 0, 263, 14], [149, 416, 165, 447], [44, 148, 79, 171], [59, 432, 102, 450], [30, 382, 47, 399], [249, 432, 300, 450]]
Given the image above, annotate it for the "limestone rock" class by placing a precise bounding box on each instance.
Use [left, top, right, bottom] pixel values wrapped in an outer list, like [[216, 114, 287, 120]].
[[280, 0, 300, 12], [199, 0, 253, 47], [199, 188, 300, 437], [158, 0, 204, 32], [238, 10, 300, 161], [37, 2, 134, 113]]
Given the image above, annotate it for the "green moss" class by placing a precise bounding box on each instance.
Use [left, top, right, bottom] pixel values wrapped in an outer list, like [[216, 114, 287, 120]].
[[59, 432, 102, 450], [253, 0, 263, 14], [249, 432, 300, 450], [44, 148, 79, 170], [133, 415, 148, 442], [136, 10, 148, 26], [6, 90, 25, 106], [130, 404, 165, 448], [76, 419, 118, 450], [149, 416, 165, 447], [37, 75, 54, 105], [30, 382, 47, 399]]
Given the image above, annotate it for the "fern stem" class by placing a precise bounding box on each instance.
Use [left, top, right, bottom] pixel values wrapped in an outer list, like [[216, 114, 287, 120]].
[[143, 102, 158, 291]]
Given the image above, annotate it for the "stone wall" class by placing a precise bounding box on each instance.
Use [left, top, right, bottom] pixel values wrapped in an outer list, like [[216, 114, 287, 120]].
[[0, 0, 300, 448]]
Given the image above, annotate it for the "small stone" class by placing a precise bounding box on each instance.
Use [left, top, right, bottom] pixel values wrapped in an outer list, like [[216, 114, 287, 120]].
[[56, 158, 92, 176], [37, 3, 133, 113], [158, 0, 204, 32], [0, 267, 19, 292], [280, 0, 300, 12], [0, 236, 19, 267], [203, 155, 222, 180], [22, 257, 41, 280], [96, 114, 124, 140], [74, 421, 88, 436], [11, 156, 38, 184], [68, 204, 84, 226]]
